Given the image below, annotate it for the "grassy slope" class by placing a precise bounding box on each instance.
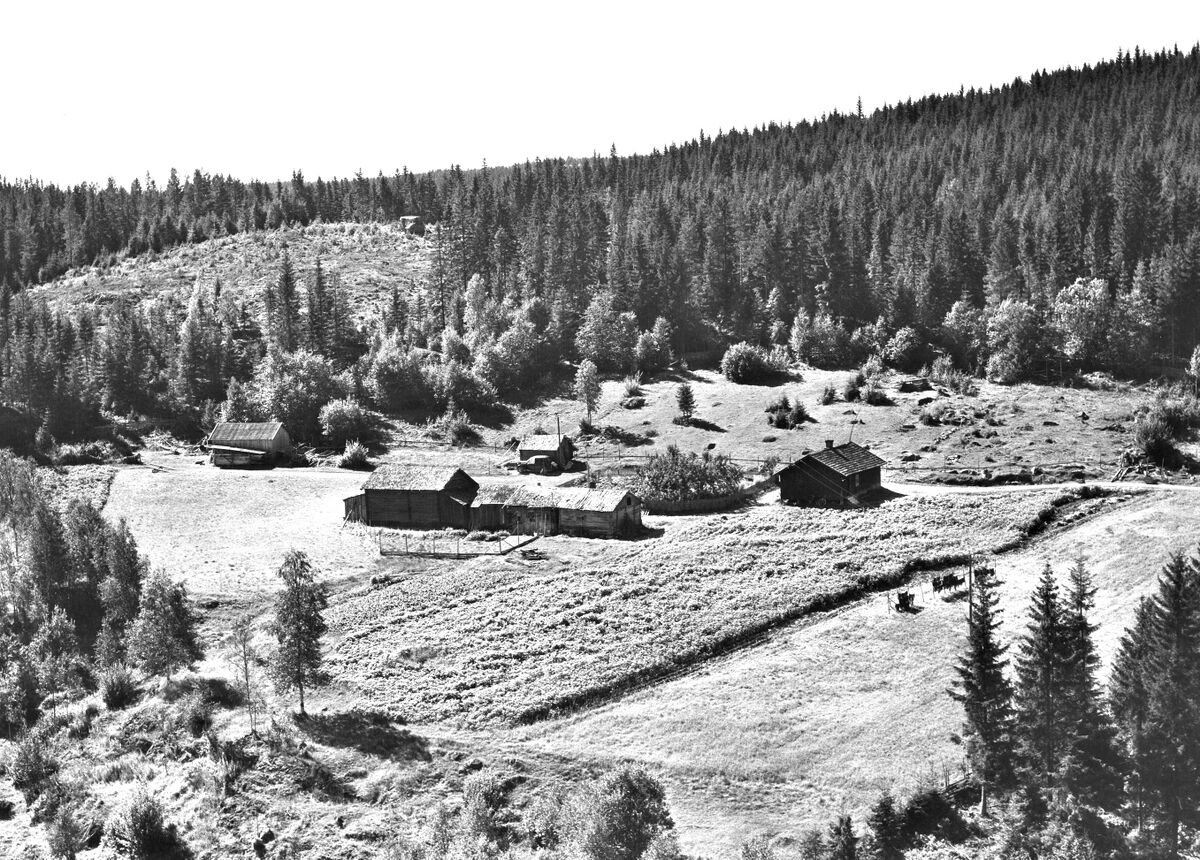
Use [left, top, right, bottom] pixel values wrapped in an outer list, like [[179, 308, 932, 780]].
[[34, 222, 428, 320], [487, 368, 1159, 483], [507, 488, 1186, 856], [321, 488, 1095, 727]]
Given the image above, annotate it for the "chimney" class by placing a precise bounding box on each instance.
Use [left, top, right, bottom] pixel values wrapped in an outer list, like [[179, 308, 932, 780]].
[[825, 439, 834, 449]]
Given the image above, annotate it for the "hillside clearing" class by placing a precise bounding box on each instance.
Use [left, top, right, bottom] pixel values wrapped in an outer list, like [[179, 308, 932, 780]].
[[320, 486, 1118, 727]]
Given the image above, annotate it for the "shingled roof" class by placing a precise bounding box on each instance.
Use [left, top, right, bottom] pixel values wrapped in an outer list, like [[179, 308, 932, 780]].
[[506, 485, 636, 512], [798, 441, 885, 476], [208, 422, 285, 445], [362, 465, 478, 493]]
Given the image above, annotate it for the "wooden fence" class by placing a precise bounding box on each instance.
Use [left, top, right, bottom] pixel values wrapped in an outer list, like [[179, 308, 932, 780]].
[[378, 531, 539, 558]]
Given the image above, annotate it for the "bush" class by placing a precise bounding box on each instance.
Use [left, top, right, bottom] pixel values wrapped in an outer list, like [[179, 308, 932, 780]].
[[1134, 412, 1176, 465], [466, 531, 490, 542], [919, 402, 947, 426], [720, 342, 786, 384], [622, 374, 643, 398], [791, 311, 856, 368], [319, 399, 377, 448], [104, 790, 190, 859], [432, 410, 481, 446], [928, 355, 978, 395], [842, 376, 861, 402], [819, 384, 837, 405], [11, 731, 58, 803], [860, 354, 885, 380], [633, 446, 744, 502], [862, 383, 891, 406], [338, 441, 372, 471], [174, 690, 213, 737]]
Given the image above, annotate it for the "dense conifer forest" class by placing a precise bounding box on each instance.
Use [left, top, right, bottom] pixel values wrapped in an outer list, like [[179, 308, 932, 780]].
[[2, 46, 1199, 450]]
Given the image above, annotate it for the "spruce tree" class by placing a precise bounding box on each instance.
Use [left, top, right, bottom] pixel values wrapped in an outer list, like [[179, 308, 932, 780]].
[[270, 550, 328, 716], [949, 566, 1016, 814], [866, 790, 903, 860], [1110, 596, 1156, 830], [676, 382, 696, 424], [1014, 563, 1069, 784], [827, 814, 857, 860], [1060, 556, 1124, 812]]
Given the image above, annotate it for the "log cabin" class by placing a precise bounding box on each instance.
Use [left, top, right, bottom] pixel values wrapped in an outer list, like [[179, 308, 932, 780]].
[[774, 440, 885, 506]]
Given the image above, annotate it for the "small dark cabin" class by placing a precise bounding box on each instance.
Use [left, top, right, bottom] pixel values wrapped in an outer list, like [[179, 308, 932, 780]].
[[775, 440, 885, 506], [357, 465, 479, 529]]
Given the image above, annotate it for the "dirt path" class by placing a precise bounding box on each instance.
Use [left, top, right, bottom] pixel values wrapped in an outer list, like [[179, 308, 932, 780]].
[[399, 488, 1196, 858]]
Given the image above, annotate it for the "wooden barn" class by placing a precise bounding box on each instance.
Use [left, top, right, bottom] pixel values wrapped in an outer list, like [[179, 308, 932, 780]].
[[774, 440, 885, 506], [504, 486, 642, 538], [207, 421, 291, 467], [470, 483, 520, 531], [357, 465, 479, 529], [518, 434, 575, 473]]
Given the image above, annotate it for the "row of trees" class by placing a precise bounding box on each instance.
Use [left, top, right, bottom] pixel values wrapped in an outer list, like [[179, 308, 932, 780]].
[[953, 550, 1200, 856]]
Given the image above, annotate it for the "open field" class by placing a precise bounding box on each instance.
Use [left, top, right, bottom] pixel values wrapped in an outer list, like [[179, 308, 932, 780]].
[[320, 486, 1116, 727], [490, 368, 1167, 484], [490, 487, 1194, 856], [34, 222, 428, 321]]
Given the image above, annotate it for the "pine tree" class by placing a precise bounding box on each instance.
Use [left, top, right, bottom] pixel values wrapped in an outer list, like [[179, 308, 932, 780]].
[[97, 519, 146, 667], [827, 814, 857, 860], [949, 566, 1016, 814], [1014, 563, 1069, 784], [270, 550, 328, 716], [128, 570, 202, 682], [676, 382, 696, 424], [1059, 555, 1124, 811], [866, 790, 903, 860]]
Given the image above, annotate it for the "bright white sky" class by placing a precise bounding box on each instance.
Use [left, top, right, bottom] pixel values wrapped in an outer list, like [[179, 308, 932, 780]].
[[3, 0, 1197, 187]]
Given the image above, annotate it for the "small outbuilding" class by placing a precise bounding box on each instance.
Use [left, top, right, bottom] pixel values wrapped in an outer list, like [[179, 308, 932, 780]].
[[358, 465, 479, 529], [207, 421, 291, 467], [470, 483, 521, 531], [400, 215, 425, 236], [774, 440, 885, 506], [518, 434, 575, 473], [504, 486, 642, 538]]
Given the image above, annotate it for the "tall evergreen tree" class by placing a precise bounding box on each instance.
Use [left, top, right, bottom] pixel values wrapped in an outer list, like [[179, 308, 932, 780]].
[[950, 566, 1016, 814], [1014, 564, 1069, 784]]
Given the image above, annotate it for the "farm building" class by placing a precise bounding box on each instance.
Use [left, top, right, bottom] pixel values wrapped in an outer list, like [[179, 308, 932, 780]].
[[518, 434, 575, 473], [470, 483, 521, 531], [400, 215, 425, 235], [774, 440, 885, 506], [206, 421, 291, 467], [504, 486, 642, 538], [355, 465, 479, 529]]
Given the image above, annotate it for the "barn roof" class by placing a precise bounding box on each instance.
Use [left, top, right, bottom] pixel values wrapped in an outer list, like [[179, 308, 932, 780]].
[[797, 441, 885, 476], [506, 485, 635, 512], [520, 434, 569, 451], [208, 422, 285, 444], [471, 483, 522, 507], [362, 465, 478, 493]]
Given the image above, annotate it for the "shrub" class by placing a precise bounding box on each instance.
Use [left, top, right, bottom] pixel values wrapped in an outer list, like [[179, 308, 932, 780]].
[[432, 410, 481, 446], [338, 441, 372, 471], [622, 375, 644, 398], [561, 766, 674, 860], [842, 376, 861, 402], [11, 731, 59, 804], [104, 789, 190, 859], [174, 690, 213, 737], [919, 402, 947, 426], [319, 399, 376, 448], [720, 342, 786, 384], [819, 384, 837, 405], [862, 383, 891, 406], [633, 446, 744, 502], [1134, 412, 1176, 465], [788, 402, 810, 426], [860, 354, 885, 380], [790, 311, 856, 368], [928, 354, 978, 395], [466, 531, 490, 542]]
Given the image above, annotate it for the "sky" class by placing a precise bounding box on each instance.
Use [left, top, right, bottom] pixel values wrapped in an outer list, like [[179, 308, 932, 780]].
[[3, 0, 1198, 187]]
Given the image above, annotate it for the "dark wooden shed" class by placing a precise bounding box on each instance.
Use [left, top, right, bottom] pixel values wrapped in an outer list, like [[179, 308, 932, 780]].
[[207, 421, 291, 467], [518, 434, 575, 472], [774, 440, 885, 506], [359, 465, 479, 528], [470, 483, 521, 531]]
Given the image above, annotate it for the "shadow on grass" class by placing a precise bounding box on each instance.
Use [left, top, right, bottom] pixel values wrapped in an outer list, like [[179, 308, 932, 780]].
[[297, 710, 432, 762]]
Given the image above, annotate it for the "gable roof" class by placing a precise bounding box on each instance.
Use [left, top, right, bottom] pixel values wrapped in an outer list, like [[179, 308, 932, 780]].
[[208, 421, 285, 444], [362, 465, 478, 493], [471, 483, 522, 507], [796, 441, 885, 476], [506, 485, 636, 512], [520, 434, 570, 451]]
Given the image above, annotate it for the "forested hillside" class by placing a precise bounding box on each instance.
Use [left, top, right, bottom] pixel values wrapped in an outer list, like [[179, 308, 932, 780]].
[[2, 46, 1199, 451]]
